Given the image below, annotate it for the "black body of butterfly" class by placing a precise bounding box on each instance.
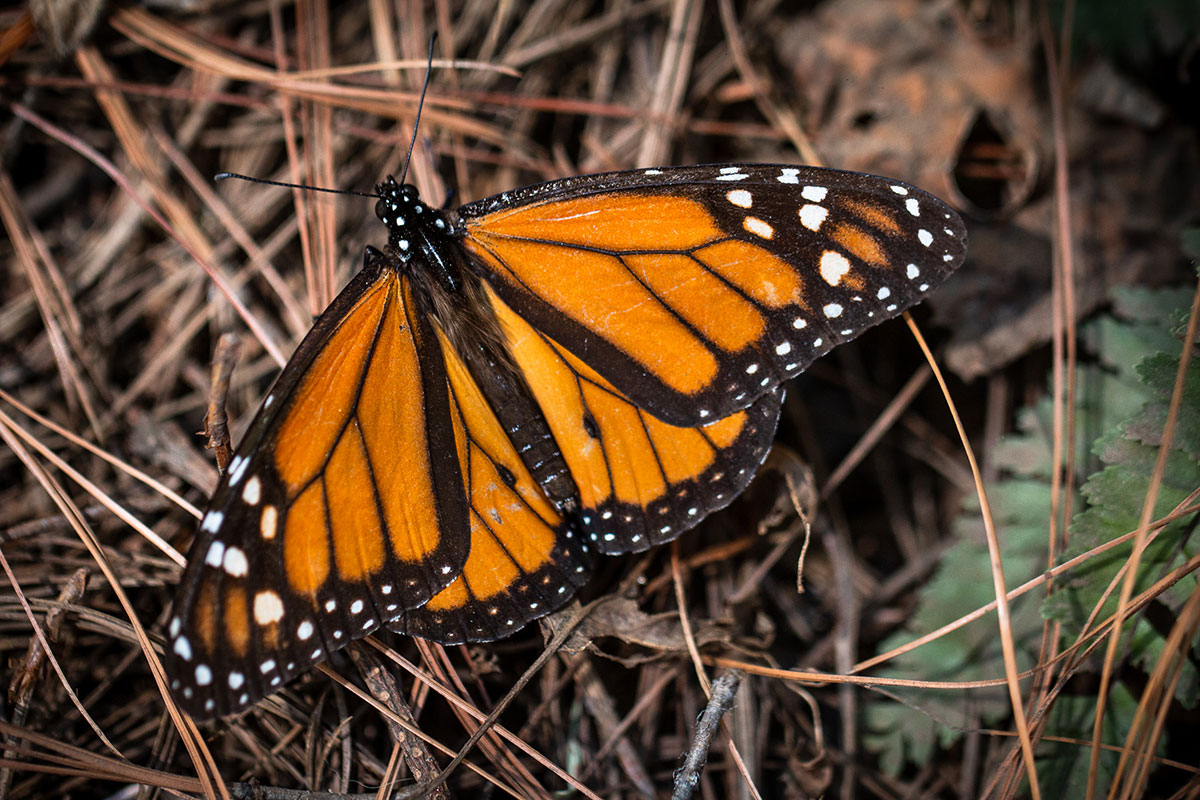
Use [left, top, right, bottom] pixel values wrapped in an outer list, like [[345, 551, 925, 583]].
[[165, 163, 967, 718]]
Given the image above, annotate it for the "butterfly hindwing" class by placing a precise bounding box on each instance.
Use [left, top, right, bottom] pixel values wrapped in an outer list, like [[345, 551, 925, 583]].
[[483, 284, 784, 555], [165, 250, 470, 717], [391, 324, 593, 643], [458, 164, 966, 427]]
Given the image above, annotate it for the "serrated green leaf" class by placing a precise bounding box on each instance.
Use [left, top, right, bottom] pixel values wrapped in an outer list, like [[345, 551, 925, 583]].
[[865, 475, 1052, 775], [1126, 352, 1200, 460], [864, 285, 1200, 779], [1040, 684, 1140, 797]]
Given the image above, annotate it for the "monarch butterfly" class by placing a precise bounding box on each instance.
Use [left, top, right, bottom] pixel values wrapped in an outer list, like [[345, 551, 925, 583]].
[[164, 162, 966, 718]]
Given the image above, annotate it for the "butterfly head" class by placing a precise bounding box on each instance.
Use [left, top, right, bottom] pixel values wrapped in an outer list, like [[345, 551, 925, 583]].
[[375, 176, 454, 255], [374, 176, 462, 293]]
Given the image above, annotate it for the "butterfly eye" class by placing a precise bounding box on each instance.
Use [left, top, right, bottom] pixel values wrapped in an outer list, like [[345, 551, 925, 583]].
[[166, 163, 965, 718]]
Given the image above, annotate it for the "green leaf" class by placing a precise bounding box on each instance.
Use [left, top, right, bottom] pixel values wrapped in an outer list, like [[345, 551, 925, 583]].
[[863, 285, 1199, 783], [1125, 352, 1200, 460], [1040, 684, 1141, 797]]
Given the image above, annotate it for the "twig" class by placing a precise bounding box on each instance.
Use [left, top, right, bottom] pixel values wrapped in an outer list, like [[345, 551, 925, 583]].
[[204, 333, 241, 472], [0, 569, 88, 800], [671, 670, 743, 800], [346, 644, 448, 800]]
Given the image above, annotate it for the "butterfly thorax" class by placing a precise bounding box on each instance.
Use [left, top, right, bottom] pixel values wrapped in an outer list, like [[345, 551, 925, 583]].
[[375, 177, 462, 293], [374, 176, 580, 515]]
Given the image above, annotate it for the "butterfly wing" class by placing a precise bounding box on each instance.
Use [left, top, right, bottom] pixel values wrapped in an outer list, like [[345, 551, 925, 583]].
[[391, 325, 593, 642], [165, 249, 469, 718], [457, 164, 966, 427], [482, 282, 783, 555]]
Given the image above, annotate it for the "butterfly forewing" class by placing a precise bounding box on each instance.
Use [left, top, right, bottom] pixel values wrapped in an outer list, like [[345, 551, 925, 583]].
[[165, 251, 470, 717], [458, 164, 966, 428]]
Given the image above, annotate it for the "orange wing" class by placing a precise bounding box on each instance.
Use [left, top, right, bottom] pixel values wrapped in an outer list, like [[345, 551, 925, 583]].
[[483, 283, 782, 555], [392, 325, 592, 642], [165, 250, 469, 718], [457, 165, 966, 427]]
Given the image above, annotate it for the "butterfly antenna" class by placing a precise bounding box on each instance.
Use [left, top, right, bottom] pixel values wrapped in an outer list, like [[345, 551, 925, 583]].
[[213, 173, 377, 199], [399, 32, 438, 186]]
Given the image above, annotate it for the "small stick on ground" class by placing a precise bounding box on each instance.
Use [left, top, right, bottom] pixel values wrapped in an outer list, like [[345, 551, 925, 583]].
[[1, 568, 88, 800], [672, 670, 743, 800], [204, 333, 241, 472], [346, 643, 449, 800]]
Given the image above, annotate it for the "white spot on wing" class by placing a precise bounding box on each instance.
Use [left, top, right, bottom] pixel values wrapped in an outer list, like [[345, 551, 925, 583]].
[[173, 636, 192, 661], [907, 263, 920, 279], [918, 229, 933, 247], [260, 505, 277, 540], [223, 547, 249, 577], [801, 185, 827, 202], [798, 204, 827, 231], [726, 189, 752, 208], [743, 216, 774, 239], [242, 476, 261, 505], [254, 590, 284, 624], [823, 303, 844, 318], [201, 511, 223, 533], [227, 456, 250, 487], [819, 251, 852, 286], [905, 198, 920, 216], [205, 541, 225, 568]]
